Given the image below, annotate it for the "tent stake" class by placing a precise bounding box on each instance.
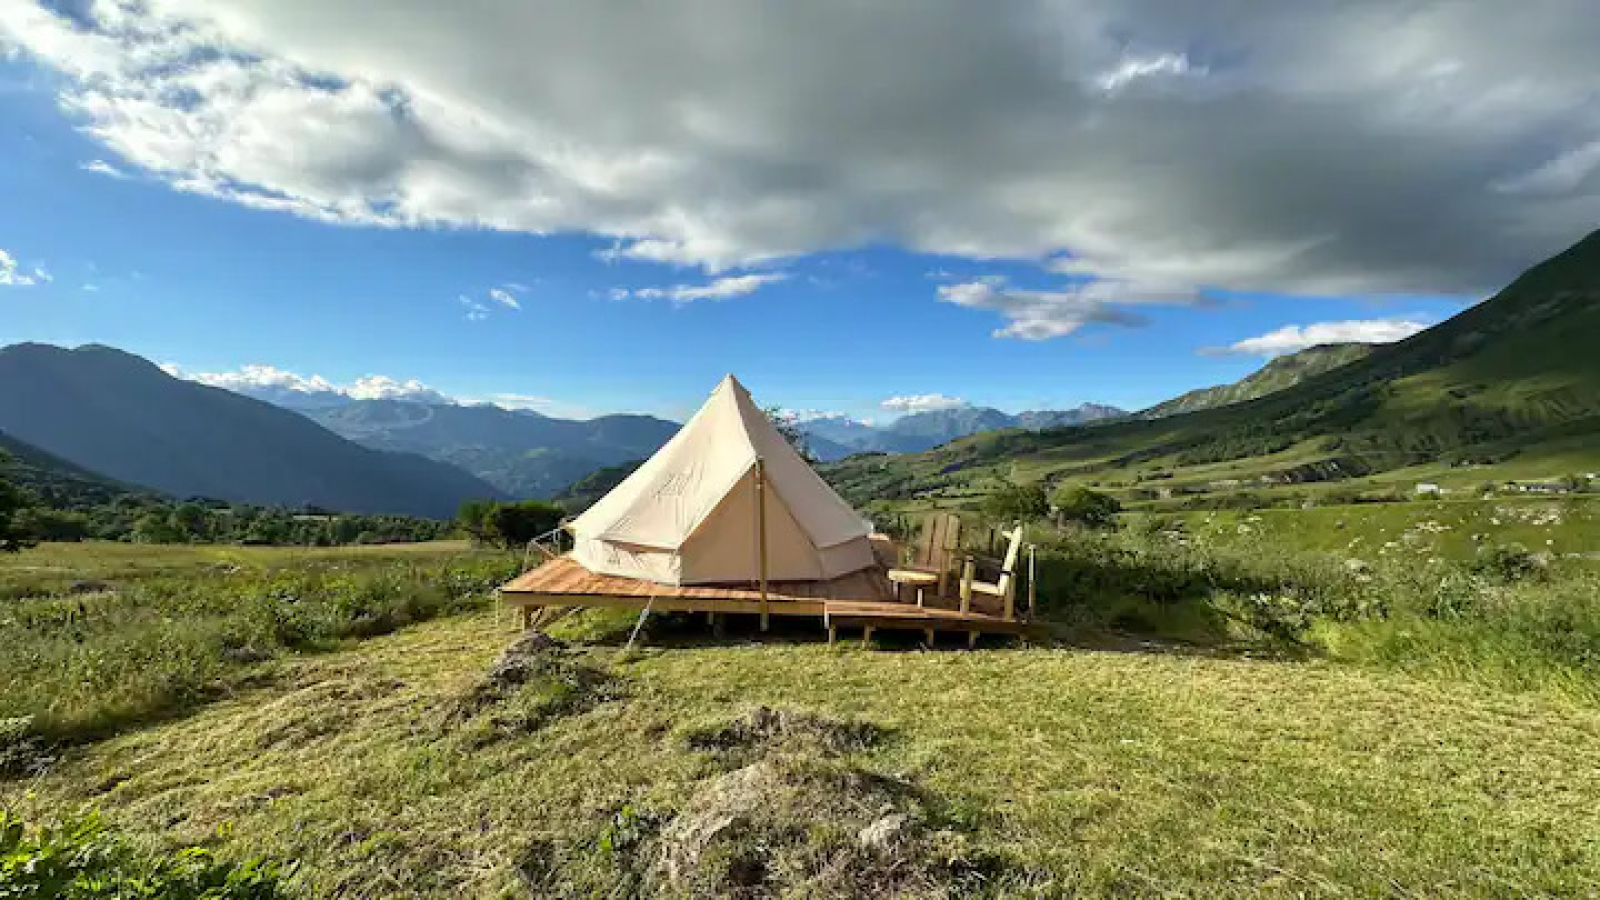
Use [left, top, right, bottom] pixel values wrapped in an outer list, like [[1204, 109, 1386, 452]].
[[756, 457, 770, 631], [625, 595, 657, 652]]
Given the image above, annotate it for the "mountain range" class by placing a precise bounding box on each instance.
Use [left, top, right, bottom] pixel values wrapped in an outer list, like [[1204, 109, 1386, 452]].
[[18, 219, 1581, 525], [303, 400, 679, 499], [797, 403, 1127, 461], [826, 228, 1600, 510], [0, 344, 502, 518]]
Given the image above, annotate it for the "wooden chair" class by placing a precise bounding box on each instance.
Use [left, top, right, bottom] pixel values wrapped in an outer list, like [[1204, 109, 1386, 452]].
[[958, 523, 1025, 620], [886, 512, 963, 604]]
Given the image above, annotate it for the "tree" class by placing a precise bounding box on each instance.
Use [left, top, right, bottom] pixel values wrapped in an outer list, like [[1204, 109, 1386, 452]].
[[486, 500, 566, 548], [1050, 485, 1122, 529], [170, 502, 210, 542], [0, 473, 36, 552], [981, 481, 1050, 522], [765, 406, 815, 463], [132, 511, 183, 544], [12, 507, 89, 542], [457, 499, 499, 545]]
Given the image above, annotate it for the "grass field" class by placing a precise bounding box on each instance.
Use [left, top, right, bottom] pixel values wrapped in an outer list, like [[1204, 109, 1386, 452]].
[[1135, 496, 1600, 563], [4, 537, 1600, 897], [6, 609, 1600, 897], [0, 541, 517, 745]]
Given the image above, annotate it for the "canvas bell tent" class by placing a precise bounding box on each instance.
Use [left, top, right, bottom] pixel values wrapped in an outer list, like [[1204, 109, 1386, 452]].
[[567, 375, 877, 585]]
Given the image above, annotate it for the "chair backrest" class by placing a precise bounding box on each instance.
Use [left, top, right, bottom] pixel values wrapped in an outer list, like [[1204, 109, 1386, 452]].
[[914, 511, 962, 575], [992, 524, 1024, 597]]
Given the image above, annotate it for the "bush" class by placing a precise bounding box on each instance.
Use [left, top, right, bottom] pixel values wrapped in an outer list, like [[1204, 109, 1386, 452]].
[[980, 481, 1049, 523], [0, 812, 292, 898], [1, 472, 35, 552], [1049, 485, 1121, 529]]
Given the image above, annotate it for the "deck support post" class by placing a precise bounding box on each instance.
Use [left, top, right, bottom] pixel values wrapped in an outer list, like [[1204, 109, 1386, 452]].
[[924, 627, 935, 647], [756, 458, 770, 632], [863, 625, 874, 647], [968, 630, 978, 649], [828, 624, 837, 645], [1027, 545, 1036, 620]]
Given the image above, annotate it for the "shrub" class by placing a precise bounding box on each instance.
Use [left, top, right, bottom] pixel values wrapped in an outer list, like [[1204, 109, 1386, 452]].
[[1049, 485, 1121, 529], [980, 481, 1049, 523], [0, 812, 292, 899]]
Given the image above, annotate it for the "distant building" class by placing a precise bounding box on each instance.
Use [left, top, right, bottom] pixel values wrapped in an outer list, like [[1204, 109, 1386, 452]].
[[1414, 483, 1443, 495]]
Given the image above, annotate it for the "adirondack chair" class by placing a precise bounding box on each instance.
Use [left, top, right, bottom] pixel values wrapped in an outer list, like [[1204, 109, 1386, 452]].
[[958, 523, 1025, 620], [886, 511, 963, 604]]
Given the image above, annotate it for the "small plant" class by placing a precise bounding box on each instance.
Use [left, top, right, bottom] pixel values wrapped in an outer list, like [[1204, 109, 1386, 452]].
[[0, 812, 293, 898], [1472, 543, 1545, 583]]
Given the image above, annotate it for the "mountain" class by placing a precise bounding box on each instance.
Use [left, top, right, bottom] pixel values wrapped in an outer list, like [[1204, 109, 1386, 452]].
[[884, 407, 1017, 446], [0, 429, 150, 508], [825, 228, 1600, 508], [305, 400, 679, 499], [0, 344, 503, 517], [798, 403, 1128, 461], [552, 459, 644, 512], [1014, 404, 1129, 430], [1141, 344, 1375, 418]]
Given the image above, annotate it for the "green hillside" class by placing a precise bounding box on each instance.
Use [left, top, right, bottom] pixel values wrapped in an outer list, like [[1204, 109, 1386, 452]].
[[828, 229, 1600, 513], [0, 430, 150, 508], [1141, 343, 1374, 418]]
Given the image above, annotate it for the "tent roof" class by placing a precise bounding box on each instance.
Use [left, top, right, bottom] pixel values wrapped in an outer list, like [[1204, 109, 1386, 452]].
[[568, 375, 869, 551]]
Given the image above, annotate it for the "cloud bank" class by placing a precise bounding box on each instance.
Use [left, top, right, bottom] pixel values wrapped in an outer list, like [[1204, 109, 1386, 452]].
[[5, 1, 1599, 335], [881, 393, 968, 414], [162, 362, 452, 405]]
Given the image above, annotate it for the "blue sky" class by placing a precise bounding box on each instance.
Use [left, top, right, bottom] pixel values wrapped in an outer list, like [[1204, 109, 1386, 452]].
[[2, 3, 1591, 423]]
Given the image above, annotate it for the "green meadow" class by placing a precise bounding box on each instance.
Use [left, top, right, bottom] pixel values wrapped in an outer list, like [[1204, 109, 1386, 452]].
[[3, 520, 1599, 897]]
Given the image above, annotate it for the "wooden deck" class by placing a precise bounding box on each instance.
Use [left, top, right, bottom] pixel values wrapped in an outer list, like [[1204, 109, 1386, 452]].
[[499, 554, 1031, 642]]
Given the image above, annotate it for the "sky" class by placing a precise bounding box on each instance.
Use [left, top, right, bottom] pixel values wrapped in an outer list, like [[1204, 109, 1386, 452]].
[[1, 1, 1596, 423]]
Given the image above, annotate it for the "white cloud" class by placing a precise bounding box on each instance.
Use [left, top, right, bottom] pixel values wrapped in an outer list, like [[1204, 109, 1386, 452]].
[[488, 287, 520, 310], [0, 249, 41, 287], [623, 272, 787, 306], [164, 361, 452, 404], [481, 392, 552, 411], [938, 276, 1198, 340], [786, 409, 850, 422], [881, 393, 968, 414], [3, 1, 1598, 306], [80, 158, 129, 179], [458, 294, 491, 321], [1206, 318, 1433, 356], [1095, 52, 1205, 91]]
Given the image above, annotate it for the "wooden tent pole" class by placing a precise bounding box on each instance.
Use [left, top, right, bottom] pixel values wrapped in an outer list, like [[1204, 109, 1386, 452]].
[[756, 457, 770, 631]]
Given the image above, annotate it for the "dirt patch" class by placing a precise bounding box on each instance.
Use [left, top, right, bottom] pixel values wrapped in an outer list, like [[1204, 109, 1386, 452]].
[[445, 629, 620, 745], [0, 716, 55, 779], [681, 705, 887, 757], [648, 756, 990, 898]]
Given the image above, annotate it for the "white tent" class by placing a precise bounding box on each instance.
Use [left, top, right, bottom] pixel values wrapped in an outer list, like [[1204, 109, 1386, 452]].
[[568, 375, 877, 585]]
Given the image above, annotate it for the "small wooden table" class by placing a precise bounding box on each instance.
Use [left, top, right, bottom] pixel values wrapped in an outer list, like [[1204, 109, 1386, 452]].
[[886, 568, 940, 607]]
